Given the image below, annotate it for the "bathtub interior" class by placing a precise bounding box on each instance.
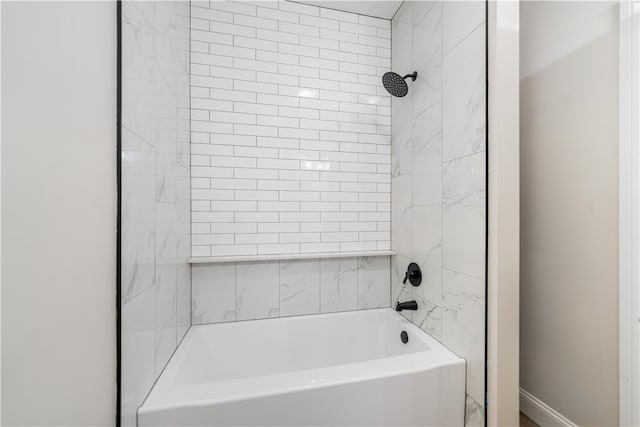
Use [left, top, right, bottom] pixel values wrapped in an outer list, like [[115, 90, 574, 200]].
[[170, 309, 430, 385], [120, 0, 487, 425]]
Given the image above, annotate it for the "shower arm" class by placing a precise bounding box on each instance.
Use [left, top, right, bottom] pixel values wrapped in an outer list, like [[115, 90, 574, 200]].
[[402, 72, 418, 82]]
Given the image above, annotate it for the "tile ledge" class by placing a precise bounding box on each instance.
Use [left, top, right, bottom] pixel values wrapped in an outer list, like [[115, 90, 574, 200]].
[[188, 250, 397, 264]]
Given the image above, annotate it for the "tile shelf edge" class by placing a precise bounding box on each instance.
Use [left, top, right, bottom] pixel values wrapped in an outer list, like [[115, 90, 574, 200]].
[[188, 250, 397, 264]]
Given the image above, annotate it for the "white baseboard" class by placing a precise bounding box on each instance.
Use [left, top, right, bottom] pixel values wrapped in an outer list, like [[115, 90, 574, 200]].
[[520, 388, 578, 427]]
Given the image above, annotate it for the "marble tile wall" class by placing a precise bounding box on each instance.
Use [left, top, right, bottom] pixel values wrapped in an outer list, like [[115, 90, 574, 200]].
[[390, 2, 486, 425], [192, 256, 390, 324], [120, 1, 191, 426]]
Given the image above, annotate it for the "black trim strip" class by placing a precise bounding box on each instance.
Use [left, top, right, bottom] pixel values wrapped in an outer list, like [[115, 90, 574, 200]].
[[484, 1, 489, 426], [116, 1, 122, 426]]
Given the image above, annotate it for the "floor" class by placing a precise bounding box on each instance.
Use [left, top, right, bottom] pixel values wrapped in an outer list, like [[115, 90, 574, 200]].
[[520, 412, 539, 427]]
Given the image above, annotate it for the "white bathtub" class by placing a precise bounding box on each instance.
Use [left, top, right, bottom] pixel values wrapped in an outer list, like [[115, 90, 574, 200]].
[[138, 308, 465, 426]]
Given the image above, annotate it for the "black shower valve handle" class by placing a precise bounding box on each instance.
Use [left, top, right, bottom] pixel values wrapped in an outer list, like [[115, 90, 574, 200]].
[[403, 269, 417, 284], [404, 263, 422, 287]]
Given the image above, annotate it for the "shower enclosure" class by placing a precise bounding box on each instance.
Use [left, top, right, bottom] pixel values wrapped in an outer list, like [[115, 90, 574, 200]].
[[119, 1, 487, 425]]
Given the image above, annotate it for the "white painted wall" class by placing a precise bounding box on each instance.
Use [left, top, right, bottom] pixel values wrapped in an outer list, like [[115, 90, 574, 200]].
[[618, 3, 640, 424], [520, 1, 619, 425], [1, 2, 117, 425], [487, 1, 520, 425]]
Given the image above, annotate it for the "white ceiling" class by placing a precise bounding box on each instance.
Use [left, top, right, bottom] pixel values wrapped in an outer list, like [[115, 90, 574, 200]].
[[294, 1, 402, 20]]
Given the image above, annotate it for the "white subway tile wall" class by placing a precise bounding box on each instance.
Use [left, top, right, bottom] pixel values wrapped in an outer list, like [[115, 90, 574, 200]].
[[190, 0, 392, 257]]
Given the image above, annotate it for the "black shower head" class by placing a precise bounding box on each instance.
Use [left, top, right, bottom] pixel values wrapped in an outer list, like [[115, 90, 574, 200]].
[[381, 71, 417, 97]]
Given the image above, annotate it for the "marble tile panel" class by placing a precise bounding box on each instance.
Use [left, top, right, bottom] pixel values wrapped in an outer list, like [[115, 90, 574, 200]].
[[412, 1, 442, 116], [391, 174, 413, 258], [411, 102, 442, 206], [121, 127, 156, 303], [442, 1, 485, 55], [442, 151, 486, 279], [235, 261, 280, 320], [392, 1, 413, 72], [154, 258, 177, 332], [465, 394, 485, 427], [411, 204, 442, 305], [412, 297, 442, 342], [442, 23, 486, 162], [393, 0, 413, 26], [413, 1, 439, 27], [442, 268, 485, 405], [391, 112, 413, 178], [192, 263, 236, 324], [154, 314, 177, 378], [279, 259, 321, 317], [121, 287, 155, 427], [357, 256, 391, 309], [320, 258, 358, 313], [176, 263, 191, 339]]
